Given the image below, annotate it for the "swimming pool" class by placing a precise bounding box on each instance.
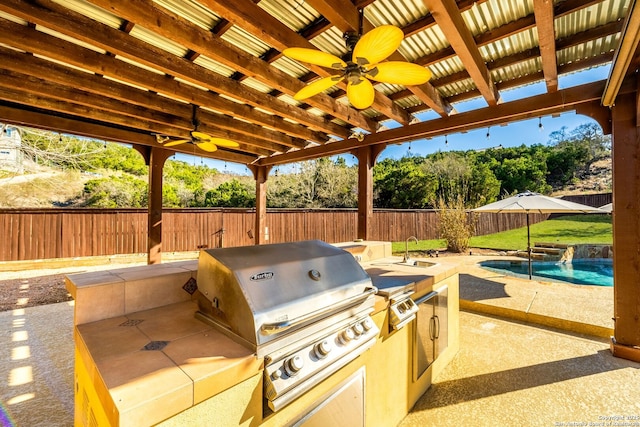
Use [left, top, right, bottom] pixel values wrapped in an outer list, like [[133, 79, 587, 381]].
[[479, 259, 613, 287]]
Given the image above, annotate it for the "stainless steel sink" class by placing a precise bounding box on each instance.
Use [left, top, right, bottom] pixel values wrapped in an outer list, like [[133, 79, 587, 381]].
[[396, 260, 437, 268]]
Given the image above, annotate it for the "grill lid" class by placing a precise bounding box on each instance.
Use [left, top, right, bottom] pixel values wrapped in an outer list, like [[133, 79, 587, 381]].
[[196, 240, 375, 348]]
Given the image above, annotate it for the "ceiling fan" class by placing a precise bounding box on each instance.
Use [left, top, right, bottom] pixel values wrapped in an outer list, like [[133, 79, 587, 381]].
[[157, 104, 240, 153], [283, 17, 432, 110]]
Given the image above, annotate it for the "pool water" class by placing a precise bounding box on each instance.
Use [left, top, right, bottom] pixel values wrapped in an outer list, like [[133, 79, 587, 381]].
[[479, 259, 613, 287]]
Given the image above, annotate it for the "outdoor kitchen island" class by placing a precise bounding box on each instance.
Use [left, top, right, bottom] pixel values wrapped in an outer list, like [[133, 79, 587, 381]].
[[66, 241, 459, 427]]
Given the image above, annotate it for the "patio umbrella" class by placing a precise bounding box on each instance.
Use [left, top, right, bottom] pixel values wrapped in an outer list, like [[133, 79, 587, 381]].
[[599, 203, 613, 213], [473, 191, 604, 279]]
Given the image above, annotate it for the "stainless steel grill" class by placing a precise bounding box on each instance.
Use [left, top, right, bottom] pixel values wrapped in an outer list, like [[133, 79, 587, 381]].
[[195, 240, 379, 412]]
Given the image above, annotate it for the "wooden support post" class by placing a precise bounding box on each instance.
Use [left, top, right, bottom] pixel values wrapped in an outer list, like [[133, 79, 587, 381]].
[[249, 165, 271, 245], [355, 145, 385, 241], [610, 89, 640, 362], [136, 145, 172, 264]]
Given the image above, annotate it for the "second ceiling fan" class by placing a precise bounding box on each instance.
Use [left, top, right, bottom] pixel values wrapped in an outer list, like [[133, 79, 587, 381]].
[[284, 15, 432, 110], [160, 104, 240, 153]]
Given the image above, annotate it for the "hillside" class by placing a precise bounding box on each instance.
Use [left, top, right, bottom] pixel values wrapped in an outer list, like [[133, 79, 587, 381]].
[[550, 157, 612, 196], [0, 155, 613, 208]]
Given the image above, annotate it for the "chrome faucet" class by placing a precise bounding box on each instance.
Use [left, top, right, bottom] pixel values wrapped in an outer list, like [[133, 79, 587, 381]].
[[404, 236, 419, 263]]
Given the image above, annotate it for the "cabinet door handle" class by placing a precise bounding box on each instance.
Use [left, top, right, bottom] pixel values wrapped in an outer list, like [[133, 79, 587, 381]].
[[434, 315, 440, 339], [429, 316, 435, 340]]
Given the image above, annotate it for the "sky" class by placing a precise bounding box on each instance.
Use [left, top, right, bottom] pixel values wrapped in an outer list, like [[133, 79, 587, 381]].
[[176, 64, 611, 175]]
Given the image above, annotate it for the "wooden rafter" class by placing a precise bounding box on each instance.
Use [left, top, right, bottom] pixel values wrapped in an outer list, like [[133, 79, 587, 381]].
[[0, 0, 350, 140], [0, 48, 310, 150], [195, 0, 412, 125], [533, 0, 558, 92], [0, 102, 256, 164], [0, 19, 330, 146], [0, 0, 628, 166], [0, 77, 280, 157], [423, 0, 500, 106], [82, 0, 380, 132]]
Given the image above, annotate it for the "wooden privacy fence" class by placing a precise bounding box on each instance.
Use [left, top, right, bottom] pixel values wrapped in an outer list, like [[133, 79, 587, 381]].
[[0, 193, 609, 262], [0, 208, 547, 262]]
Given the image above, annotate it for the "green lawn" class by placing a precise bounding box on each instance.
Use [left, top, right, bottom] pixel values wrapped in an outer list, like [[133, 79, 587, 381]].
[[392, 214, 612, 253]]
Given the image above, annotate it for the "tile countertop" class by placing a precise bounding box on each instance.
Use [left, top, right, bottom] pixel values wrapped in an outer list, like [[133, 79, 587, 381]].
[[362, 257, 459, 299], [74, 300, 263, 426]]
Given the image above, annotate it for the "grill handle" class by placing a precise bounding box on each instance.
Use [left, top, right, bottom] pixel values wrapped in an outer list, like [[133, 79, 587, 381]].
[[260, 287, 378, 336]]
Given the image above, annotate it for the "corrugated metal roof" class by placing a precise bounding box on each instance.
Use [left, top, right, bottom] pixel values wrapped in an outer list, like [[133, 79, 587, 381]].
[[438, 78, 477, 98], [366, 0, 429, 27], [0, 0, 635, 163], [51, 0, 122, 29], [221, 25, 272, 58], [463, 0, 534, 37], [557, 34, 620, 66], [555, 0, 629, 39], [258, 0, 320, 32], [152, 0, 221, 31], [481, 28, 539, 61], [491, 57, 540, 83], [402, 24, 451, 60], [129, 25, 188, 58], [193, 55, 236, 79], [308, 26, 348, 57]]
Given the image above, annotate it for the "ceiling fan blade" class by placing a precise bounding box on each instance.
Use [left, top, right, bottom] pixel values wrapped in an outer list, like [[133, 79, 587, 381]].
[[191, 131, 213, 142], [197, 141, 218, 152], [294, 75, 342, 100], [163, 139, 190, 147], [283, 47, 346, 69], [347, 79, 375, 110], [367, 62, 432, 85], [209, 138, 240, 148], [352, 25, 404, 66]]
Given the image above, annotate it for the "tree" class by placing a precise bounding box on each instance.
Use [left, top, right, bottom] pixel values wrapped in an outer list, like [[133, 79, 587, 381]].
[[374, 156, 436, 208], [204, 179, 255, 207], [83, 175, 148, 207]]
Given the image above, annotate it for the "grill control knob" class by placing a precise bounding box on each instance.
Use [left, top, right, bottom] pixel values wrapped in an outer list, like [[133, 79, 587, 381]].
[[352, 323, 364, 337], [283, 355, 304, 376], [271, 369, 282, 380], [361, 318, 374, 331], [314, 340, 332, 358], [339, 328, 355, 344]]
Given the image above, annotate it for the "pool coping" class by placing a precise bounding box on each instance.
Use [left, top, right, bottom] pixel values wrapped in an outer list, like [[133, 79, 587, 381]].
[[444, 255, 615, 339]]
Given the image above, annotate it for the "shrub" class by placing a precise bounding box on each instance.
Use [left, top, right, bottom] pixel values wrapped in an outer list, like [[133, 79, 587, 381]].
[[437, 195, 476, 253]]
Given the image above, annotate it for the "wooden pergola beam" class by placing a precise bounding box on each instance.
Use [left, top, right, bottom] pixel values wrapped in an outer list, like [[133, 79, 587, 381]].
[[423, 0, 500, 106], [5, 77, 289, 155], [0, 0, 348, 139], [533, 0, 559, 93], [79, 0, 377, 133], [0, 17, 328, 144], [0, 48, 312, 149], [0, 102, 257, 164], [414, 0, 604, 68], [256, 79, 618, 166]]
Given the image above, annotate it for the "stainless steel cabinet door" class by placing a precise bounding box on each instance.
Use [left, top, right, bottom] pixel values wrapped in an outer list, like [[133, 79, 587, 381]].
[[413, 285, 448, 381]]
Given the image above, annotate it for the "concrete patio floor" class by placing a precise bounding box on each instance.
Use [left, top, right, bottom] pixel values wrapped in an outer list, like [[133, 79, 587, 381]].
[[1, 255, 637, 426]]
